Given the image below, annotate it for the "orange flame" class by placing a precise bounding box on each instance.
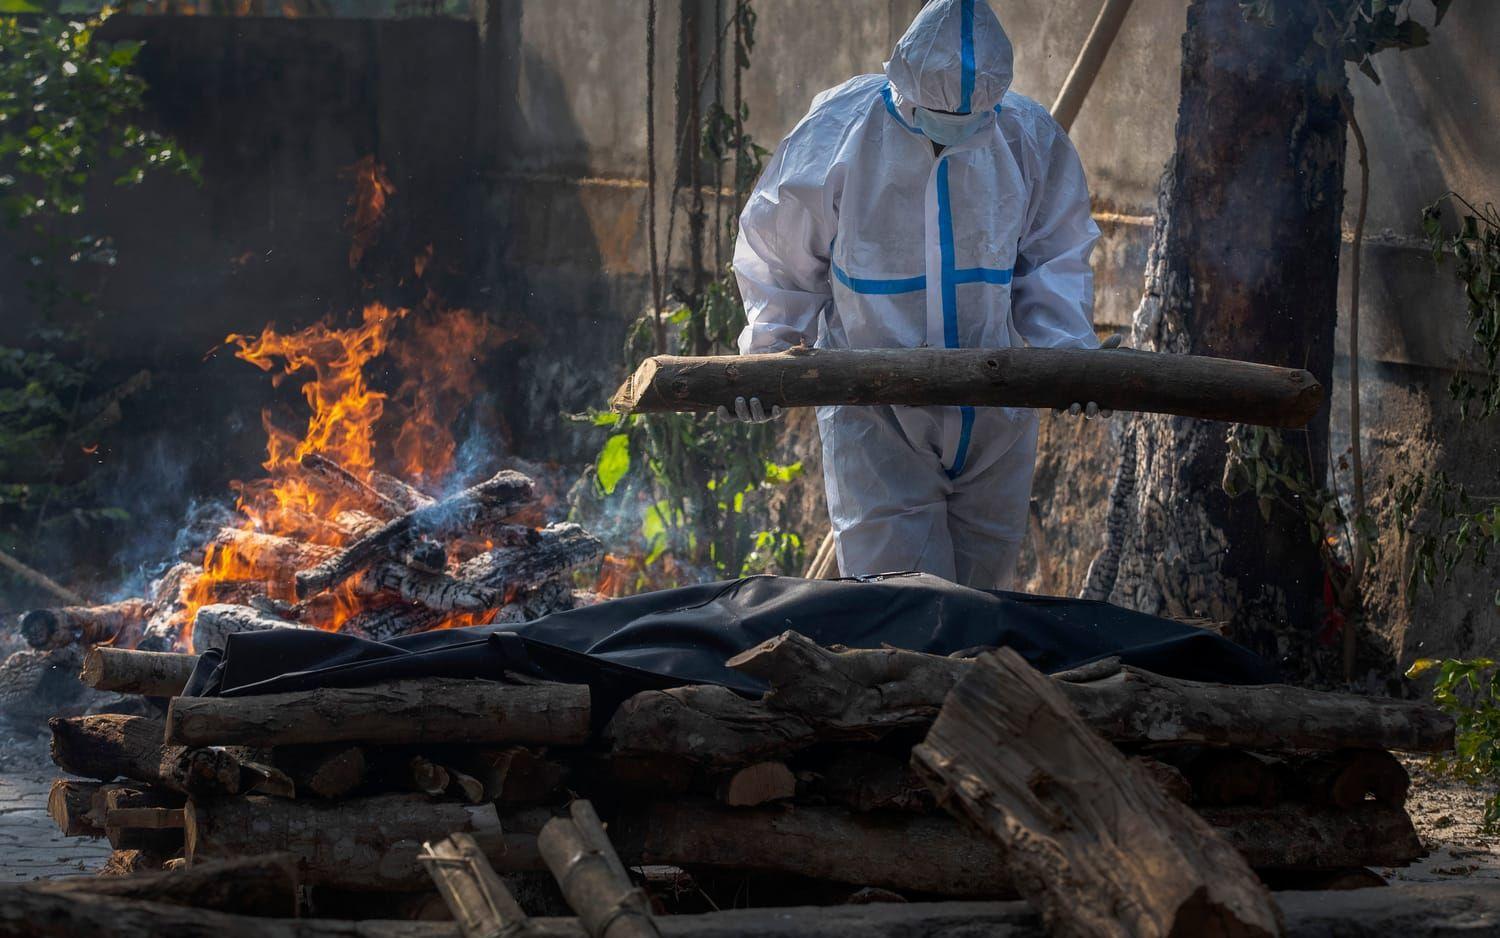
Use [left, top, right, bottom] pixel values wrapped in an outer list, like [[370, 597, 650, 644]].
[[343, 155, 396, 270]]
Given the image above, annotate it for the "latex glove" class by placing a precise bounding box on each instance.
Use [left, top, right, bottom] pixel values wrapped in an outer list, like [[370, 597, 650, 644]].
[[716, 396, 783, 424], [1058, 333, 1125, 419]]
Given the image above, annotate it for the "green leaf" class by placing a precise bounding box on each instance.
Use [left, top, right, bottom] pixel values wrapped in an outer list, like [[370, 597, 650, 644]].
[[0, 0, 44, 12], [595, 433, 631, 495]]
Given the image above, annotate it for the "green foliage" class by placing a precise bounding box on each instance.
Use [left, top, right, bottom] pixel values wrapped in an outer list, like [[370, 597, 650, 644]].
[[1423, 196, 1500, 421], [1392, 471, 1500, 604], [1407, 656, 1500, 828], [575, 1, 805, 587], [0, 12, 199, 314], [0, 13, 193, 587]]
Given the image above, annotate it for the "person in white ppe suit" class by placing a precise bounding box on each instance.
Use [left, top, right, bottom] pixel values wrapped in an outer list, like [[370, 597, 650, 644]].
[[726, 0, 1108, 590]]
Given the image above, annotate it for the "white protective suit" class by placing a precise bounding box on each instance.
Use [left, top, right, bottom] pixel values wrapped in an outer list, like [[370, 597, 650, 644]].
[[733, 0, 1099, 589]]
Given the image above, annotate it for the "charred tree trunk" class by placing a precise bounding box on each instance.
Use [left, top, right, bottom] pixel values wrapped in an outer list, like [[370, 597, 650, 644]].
[[1083, 0, 1345, 674]]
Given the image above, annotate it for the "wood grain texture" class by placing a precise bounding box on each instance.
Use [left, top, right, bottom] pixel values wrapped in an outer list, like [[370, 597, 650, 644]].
[[611, 348, 1323, 428], [165, 679, 590, 748], [911, 648, 1279, 937]]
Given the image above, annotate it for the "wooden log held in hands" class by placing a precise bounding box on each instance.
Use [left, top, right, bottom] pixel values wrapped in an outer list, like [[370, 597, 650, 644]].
[[610, 348, 1324, 428]]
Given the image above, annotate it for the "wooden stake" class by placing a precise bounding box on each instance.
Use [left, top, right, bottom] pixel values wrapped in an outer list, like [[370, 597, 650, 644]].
[[419, 832, 532, 938]]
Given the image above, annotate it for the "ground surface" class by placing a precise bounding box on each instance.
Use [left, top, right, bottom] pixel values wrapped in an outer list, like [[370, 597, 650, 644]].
[[0, 732, 112, 882], [1387, 757, 1500, 885]]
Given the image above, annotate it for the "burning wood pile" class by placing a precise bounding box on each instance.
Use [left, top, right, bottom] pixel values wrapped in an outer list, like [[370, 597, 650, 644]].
[[28, 624, 1455, 932]]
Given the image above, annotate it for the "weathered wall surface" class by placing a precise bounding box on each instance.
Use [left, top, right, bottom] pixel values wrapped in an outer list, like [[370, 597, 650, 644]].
[[1, 1, 1496, 667]]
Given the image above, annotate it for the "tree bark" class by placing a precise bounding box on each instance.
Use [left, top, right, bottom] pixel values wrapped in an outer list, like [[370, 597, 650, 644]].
[[1082, 0, 1346, 676], [184, 794, 548, 891], [911, 648, 1280, 937], [49, 714, 242, 796], [612, 349, 1321, 428], [164, 679, 591, 748], [81, 646, 198, 697]]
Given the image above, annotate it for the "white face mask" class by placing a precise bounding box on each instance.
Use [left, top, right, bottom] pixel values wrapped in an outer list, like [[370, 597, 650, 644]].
[[912, 106, 989, 146]]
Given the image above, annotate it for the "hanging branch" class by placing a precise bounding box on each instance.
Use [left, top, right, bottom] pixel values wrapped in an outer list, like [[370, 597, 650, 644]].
[[1339, 89, 1372, 683]]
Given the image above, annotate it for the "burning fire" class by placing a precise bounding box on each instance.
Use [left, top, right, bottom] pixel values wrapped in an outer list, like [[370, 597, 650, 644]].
[[169, 159, 508, 648]]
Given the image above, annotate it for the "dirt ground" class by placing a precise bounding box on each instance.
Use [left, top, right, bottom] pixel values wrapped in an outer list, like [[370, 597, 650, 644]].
[[1387, 757, 1500, 885]]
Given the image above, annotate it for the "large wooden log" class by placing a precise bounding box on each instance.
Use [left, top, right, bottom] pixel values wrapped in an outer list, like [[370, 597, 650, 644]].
[[538, 801, 662, 938], [272, 744, 368, 799], [299, 453, 407, 518], [633, 799, 1421, 896], [81, 646, 198, 697], [22, 854, 297, 917], [911, 648, 1280, 937], [725, 631, 1454, 754], [611, 348, 1324, 428], [295, 469, 536, 599], [165, 678, 591, 748], [19, 598, 152, 650], [7, 881, 1500, 938], [185, 794, 549, 890], [50, 714, 242, 796]]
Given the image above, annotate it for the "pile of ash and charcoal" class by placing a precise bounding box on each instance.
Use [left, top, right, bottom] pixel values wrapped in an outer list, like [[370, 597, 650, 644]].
[[12, 606, 1469, 934]]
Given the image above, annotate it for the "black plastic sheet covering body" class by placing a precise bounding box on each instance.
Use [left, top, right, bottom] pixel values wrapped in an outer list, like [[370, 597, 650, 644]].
[[187, 573, 1276, 716]]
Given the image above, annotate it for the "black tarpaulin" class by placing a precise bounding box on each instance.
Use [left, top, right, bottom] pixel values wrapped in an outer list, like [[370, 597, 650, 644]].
[[186, 573, 1276, 715]]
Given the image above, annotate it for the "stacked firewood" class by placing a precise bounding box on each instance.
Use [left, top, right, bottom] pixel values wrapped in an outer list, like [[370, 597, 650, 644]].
[[43, 627, 1451, 912]]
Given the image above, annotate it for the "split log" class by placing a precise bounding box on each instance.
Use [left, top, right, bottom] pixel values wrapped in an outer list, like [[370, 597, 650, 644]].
[[300, 453, 407, 518], [24, 854, 299, 917], [48, 779, 108, 836], [724, 631, 1454, 754], [910, 648, 1280, 938], [611, 348, 1324, 428], [336, 509, 385, 537], [80, 646, 198, 697], [295, 469, 536, 599], [1132, 757, 1193, 804], [19, 598, 152, 650], [50, 714, 242, 796], [165, 678, 591, 748], [420, 833, 533, 938], [272, 744, 367, 799], [456, 523, 605, 596], [717, 761, 796, 807], [191, 603, 313, 654], [184, 794, 547, 890], [538, 800, 661, 938]]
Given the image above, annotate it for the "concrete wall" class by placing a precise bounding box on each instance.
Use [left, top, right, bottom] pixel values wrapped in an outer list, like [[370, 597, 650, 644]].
[[1, 1, 1496, 667]]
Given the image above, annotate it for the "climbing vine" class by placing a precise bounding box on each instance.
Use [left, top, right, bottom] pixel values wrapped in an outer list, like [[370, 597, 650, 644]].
[[571, 1, 805, 591]]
